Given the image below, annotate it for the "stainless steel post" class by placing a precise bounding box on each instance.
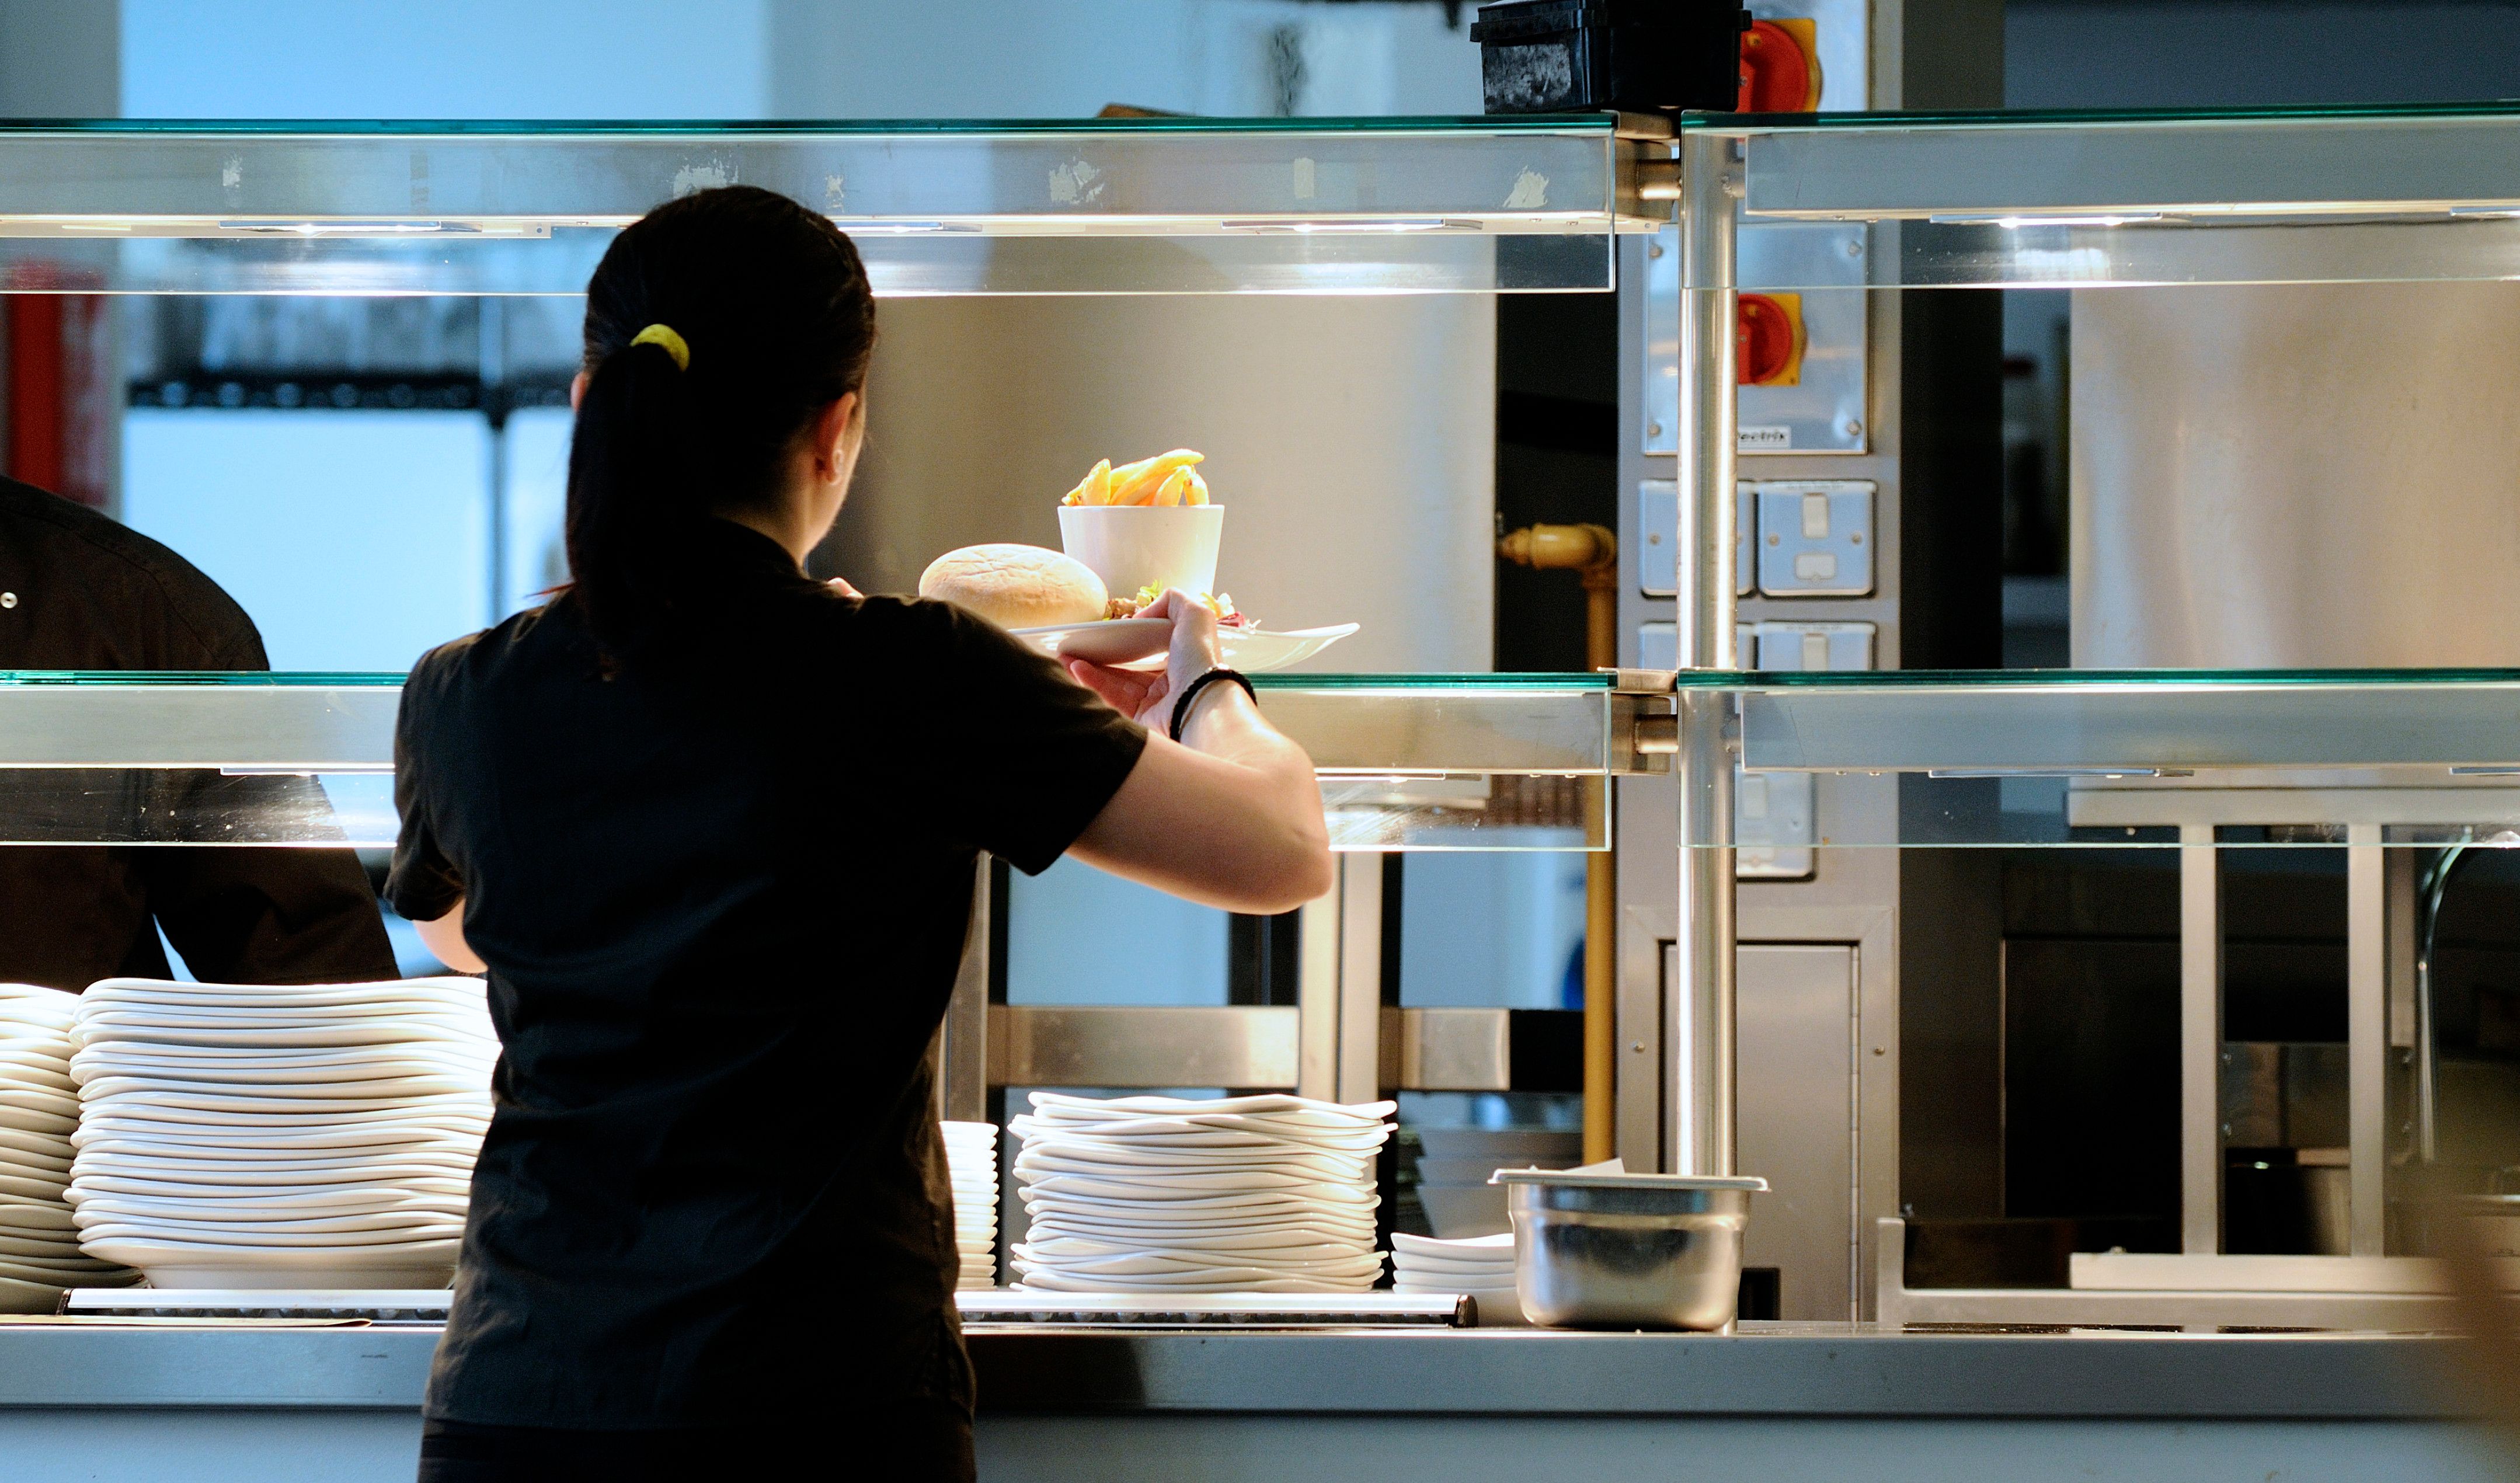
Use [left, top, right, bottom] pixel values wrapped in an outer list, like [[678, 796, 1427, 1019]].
[[2345, 825, 2388, 1255], [1296, 871, 1342, 1103], [2179, 826, 2222, 1254], [1670, 131, 1741, 1177]]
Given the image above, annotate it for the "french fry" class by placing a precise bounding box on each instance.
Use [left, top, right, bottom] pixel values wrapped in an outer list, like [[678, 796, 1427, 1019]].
[[1150, 467, 1191, 506], [1106, 448, 1205, 506], [1061, 458, 1107, 507], [1182, 468, 1209, 506]]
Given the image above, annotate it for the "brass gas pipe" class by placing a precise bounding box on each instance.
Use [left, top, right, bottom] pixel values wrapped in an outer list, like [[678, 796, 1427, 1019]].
[[1498, 521, 1618, 1165]]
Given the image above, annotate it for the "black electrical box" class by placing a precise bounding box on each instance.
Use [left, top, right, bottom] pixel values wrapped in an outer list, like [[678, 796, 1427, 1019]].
[[1470, 0, 1749, 116]]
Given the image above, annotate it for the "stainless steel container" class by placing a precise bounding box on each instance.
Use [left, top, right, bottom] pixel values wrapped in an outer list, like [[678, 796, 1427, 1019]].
[[1493, 1171, 1767, 1331]]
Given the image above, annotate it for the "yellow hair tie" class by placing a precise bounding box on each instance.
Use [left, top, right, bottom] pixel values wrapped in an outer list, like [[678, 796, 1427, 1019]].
[[628, 322, 690, 371]]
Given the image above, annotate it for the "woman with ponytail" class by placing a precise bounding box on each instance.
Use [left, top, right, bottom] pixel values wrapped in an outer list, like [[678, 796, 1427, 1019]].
[[387, 186, 1330, 1482]]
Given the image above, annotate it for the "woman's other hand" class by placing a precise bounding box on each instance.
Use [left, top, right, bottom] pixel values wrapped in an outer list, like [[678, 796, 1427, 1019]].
[[1066, 587, 1221, 729], [825, 576, 864, 598], [1066, 590, 1331, 914]]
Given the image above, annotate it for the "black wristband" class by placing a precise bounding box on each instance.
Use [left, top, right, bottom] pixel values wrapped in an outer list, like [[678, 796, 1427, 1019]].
[[1169, 667, 1257, 743]]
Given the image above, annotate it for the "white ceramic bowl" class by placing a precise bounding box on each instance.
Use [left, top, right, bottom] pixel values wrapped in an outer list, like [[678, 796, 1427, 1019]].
[[1056, 505, 1224, 598]]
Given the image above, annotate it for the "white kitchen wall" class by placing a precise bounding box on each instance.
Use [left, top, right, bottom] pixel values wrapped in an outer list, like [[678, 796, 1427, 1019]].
[[120, 0, 771, 118], [764, 0, 1477, 118], [120, 409, 490, 670]]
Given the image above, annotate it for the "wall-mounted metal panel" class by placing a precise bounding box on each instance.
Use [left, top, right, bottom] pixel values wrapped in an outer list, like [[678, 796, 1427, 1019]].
[[987, 1005, 1299, 1089], [1646, 224, 1869, 455]]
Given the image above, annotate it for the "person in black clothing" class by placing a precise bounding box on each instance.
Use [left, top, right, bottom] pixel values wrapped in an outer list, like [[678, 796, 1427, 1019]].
[[0, 476, 396, 990], [391, 187, 1331, 1481]]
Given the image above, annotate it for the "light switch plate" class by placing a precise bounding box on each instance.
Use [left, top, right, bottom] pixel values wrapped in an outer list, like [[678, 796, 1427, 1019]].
[[1737, 770, 1816, 879], [1637, 621, 1675, 671], [1635, 479, 1752, 600], [1748, 620, 1877, 672], [1754, 481, 1874, 596]]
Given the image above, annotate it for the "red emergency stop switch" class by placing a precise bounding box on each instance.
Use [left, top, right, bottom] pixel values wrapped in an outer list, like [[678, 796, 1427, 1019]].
[[1739, 18, 1823, 113], [1736, 293, 1805, 387]]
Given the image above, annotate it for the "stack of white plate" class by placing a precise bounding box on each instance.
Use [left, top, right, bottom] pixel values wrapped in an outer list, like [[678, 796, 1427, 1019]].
[[1008, 1093, 1393, 1294], [1390, 1230, 1523, 1325], [67, 977, 496, 1290], [1410, 1127, 1581, 1239], [0, 986, 137, 1309], [941, 1120, 998, 1290]]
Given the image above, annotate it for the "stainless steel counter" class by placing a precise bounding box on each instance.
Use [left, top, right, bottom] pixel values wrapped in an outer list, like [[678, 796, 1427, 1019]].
[[0, 1322, 2505, 1483]]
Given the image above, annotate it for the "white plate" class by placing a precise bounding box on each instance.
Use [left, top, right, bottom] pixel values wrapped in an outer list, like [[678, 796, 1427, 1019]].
[[1393, 1261, 1517, 1283], [71, 1195, 466, 1224], [79, 1245, 455, 1290], [1015, 1254, 1386, 1283], [0, 1192, 75, 1225], [1022, 1195, 1378, 1224], [1012, 1120, 1390, 1156], [1019, 1213, 1377, 1244], [0, 1245, 127, 1271], [73, 1219, 468, 1247], [0, 1170, 67, 1200], [74, 1120, 484, 1150], [74, 1151, 475, 1182], [1013, 1164, 1363, 1195], [69, 1176, 471, 1207], [1009, 1269, 1372, 1296], [1025, 1092, 1395, 1122], [0, 1108, 78, 1139], [1020, 1226, 1368, 1256], [1019, 1238, 1375, 1268], [72, 1044, 493, 1074], [1019, 1174, 1376, 1206], [74, 1015, 494, 1044], [70, 1203, 468, 1232], [1008, 621, 1359, 673], [0, 1146, 71, 1176], [1012, 1150, 1369, 1185], [0, 1085, 76, 1115], [0, 1272, 79, 1311], [82, 984, 486, 1012], [73, 1144, 481, 1174], [74, 1094, 489, 1122]]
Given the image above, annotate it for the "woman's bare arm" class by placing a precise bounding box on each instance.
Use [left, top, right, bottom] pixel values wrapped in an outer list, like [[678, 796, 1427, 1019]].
[[416, 904, 487, 974], [1063, 591, 1334, 915]]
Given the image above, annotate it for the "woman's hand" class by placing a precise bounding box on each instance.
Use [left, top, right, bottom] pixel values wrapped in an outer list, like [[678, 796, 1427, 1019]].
[[825, 576, 863, 598], [1067, 588, 1223, 730]]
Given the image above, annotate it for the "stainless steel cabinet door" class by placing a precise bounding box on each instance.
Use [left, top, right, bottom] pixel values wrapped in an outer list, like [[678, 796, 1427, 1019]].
[[1739, 942, 1858, 1321]]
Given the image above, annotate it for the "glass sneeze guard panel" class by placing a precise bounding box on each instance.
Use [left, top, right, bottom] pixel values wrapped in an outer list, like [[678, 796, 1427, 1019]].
[[0, 117, 1642, 295], [1666, 105, 2520, 289], [1694, 669, 2520, 850], [21, 669, 2520, 850], [0, 672, 1627, 851]]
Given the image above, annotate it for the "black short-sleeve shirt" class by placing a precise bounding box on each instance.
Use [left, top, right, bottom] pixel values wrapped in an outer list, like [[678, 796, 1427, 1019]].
[[387, 520, 1146, 1430]]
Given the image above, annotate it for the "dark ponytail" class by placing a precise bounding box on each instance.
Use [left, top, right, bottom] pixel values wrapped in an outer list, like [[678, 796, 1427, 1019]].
[[564, 185, 877, 655]]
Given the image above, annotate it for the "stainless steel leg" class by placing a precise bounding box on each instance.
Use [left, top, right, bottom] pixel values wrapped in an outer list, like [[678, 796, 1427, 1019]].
[[1672, 691, 1738, 1176], [2346, 824, 2388, 1255], [1296, 858, 1383, 1106], [1297, 871, 1342, 1103], [1669, 131, 1741, 1178], [2179, 826, 2222, 1254], [1335, 858, 1384, 1106]]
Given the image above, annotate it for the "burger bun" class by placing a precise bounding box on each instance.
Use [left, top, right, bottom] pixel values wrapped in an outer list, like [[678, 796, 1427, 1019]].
[[918, 544, 1110, 630]]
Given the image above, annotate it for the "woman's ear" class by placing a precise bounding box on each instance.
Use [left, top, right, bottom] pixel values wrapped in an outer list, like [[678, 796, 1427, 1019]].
[[816, 391, 862, 481], [569, 370, 589, 413]]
